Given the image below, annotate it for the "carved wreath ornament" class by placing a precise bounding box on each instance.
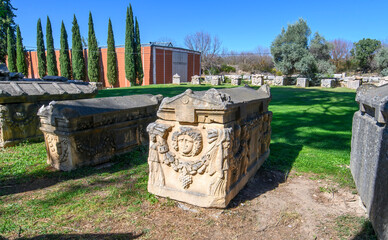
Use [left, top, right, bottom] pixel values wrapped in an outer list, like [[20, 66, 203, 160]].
[[147, 123, 231, 191]]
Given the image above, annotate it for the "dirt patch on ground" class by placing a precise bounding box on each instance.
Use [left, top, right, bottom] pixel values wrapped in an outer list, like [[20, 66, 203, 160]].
[[4, 169, 372, 240], [138, 169, 368, 239]]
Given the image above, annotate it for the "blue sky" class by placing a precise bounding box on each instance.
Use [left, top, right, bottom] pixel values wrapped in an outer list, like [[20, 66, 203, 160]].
[[13, 0, 388, 52]]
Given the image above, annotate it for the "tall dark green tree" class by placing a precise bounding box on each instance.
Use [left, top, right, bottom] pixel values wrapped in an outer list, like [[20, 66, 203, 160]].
[[125, 4, 136, 85], [16, 25, 27, 75], [107, 18, 117, 87], [87, 12, 99, 82], [36, 18, 46, 77], [0, 0, 16, 63], [59, 21, 71, 79], [46, 16, 58, 76], [71, 14, 85, 80], [6, 27, 16, 72], [134, 17, 143, 85], [351, 38, 381, 72]]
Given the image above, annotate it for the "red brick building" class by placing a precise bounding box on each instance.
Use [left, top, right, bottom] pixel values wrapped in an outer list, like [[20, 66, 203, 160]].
[[24, 42, 201, 88]]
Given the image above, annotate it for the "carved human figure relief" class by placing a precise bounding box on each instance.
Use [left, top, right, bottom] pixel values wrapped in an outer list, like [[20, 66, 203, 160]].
[[171, 127, 202, 157]]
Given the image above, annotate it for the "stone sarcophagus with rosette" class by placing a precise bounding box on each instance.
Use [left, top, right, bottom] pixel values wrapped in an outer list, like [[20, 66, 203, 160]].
[[147, 85, 272, 208], [38, 94, 162, 171]]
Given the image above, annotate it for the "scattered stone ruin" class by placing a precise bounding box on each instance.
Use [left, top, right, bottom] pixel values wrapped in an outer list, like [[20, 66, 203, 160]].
[[350, 84, 388, 239], [296, 78, 309, 87], [0, 79, 97, 147], [147, 85, 272, 208], [191, 75, 201, 85], [211, 76, 221, 85], [38, 94, 163, 171], [173, 74, 181, 84], [251, 75, 264, 86], [321, 79, 337, 88], [231, 76, 241, 86]]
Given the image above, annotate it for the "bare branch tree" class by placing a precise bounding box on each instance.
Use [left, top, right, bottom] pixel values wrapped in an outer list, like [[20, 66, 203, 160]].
[[330, 39, 353, 70], [184, 31, 222, 74]]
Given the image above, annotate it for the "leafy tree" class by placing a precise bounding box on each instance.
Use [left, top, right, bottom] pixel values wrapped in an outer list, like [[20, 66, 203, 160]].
[[270, 18, 311, 75], [376, 47, 388, 76], [71, 14, 85, 80], [87, 12, 99, 82], [6, 27, 16, 71], [295, 53, 317, 79], [15, 25, 27, 75], [59, 21, 71, 79], [125, 4, 136, 85], [46, 16, 58, 76], [0, 0, 16, 63], [310, 32, 335, 74], [134, 17, 143, 85], [351, 38, 381, 72], [36, 18, 46, 77], [107, 18, 117, 87]]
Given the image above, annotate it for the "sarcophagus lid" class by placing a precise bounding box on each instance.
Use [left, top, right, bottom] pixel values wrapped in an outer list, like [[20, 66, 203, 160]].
[[157, 85, 271, 124], [0, 81, 97, 104]]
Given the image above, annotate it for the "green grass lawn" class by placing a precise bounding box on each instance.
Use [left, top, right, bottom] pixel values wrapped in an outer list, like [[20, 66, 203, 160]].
[[0, 84, 360, 238]]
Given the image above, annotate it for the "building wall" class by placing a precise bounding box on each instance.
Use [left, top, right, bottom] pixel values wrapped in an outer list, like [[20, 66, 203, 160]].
[[21, 46, 200, 87]]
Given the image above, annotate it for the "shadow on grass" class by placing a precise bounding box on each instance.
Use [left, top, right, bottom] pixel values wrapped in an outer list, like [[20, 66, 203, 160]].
[[12, 232, 142, 240], [351, 219, 377, 239], [0, 146, 148, 197]]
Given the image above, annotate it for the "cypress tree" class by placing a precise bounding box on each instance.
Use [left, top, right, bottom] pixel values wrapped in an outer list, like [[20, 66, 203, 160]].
[[71, 15, 85, 80], [16, 25, 27, 76], [134, 17, 143, 85], [36, 18, 46, 77], [46, 16, 58, 76], [87, 12, 99, 82], [6, 27, 17, 72], [59, 21, 71, 79], [107, 18, 117, 87], [125, 5, 136, 85]]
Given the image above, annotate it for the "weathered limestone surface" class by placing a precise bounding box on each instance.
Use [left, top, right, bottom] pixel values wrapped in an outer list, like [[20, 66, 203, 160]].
[[173, 74, 181, 84], [273, 76, 286, 86], [38, 94, 163, 171], [211, 76, 221, 86], [147, 85, 272, 208], [296, 78, 309, 87], [321, 79, 336, 88], [0, 81, 97, 147], [350, 84, 388, 240], [191, 75, 201, 85], [347, 80, 361, 90], [251, 75, 264, 86], [231, 77, 241, 86], [333, 74, 342, 79]]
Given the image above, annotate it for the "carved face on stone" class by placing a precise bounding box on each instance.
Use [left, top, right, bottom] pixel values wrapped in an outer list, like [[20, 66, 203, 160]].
[[172, 127, 202, 157], [178, 135, 194, 155]]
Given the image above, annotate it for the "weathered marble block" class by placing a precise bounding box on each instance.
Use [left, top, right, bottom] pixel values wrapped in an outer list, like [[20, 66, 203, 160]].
[[38, 94, 163, 171], [296, 78, 309, 87], [0, 81, 97, 147], [211, 76, 221, 86], [147, 85, 272, 208], [321, 79, 336, 88], [350, 84, 388, 240], [251, 75, 264, 86], [173, 74, 181, 84], [191, 75, 201, 85], [333, 74, 342, 79], [273, 76, 286, 86], [347, 80, 361, 89], [231, 78, 241, 86]]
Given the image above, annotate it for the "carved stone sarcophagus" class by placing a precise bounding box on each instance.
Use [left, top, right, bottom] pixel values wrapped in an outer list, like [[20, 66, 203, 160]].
[[38, 94, 163, 171], [0, 80, 97, 147], [147, 85, 272, 208], [350, 84, 388, 239]]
